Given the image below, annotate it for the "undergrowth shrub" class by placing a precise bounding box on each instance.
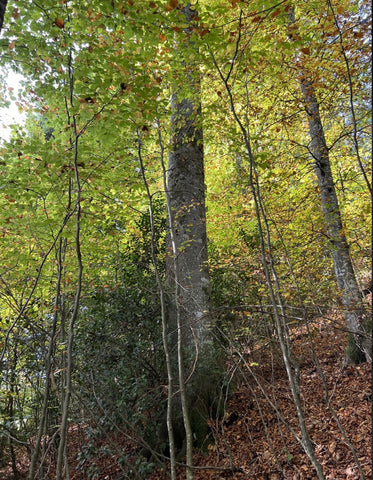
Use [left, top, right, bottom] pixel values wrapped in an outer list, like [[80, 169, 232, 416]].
[[71, 201, 167, 474]]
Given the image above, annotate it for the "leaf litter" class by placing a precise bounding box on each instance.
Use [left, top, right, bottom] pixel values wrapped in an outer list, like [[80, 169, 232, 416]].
[[1, 311, 371, 479]]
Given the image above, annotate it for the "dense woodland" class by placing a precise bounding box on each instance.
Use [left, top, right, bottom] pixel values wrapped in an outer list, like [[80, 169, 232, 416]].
[[0, 0, 371, 479]]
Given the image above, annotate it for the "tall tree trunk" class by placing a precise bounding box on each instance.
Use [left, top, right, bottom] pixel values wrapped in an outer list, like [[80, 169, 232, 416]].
[[166, 2, 219, 459], [168, 14, 210, 354], [300, 78, 371, 364]]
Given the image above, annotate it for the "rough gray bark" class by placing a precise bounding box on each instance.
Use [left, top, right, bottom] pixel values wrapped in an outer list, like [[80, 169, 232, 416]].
[[166, 3, 219, 461], [167, 86, 210, 350], [300, 78, 371, 364]]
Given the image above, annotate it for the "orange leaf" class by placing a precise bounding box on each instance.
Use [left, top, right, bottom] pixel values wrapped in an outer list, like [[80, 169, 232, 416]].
[[200, 29, 210, 37], [55, 17, 65, 29], [165, 0, 177, 11], [271, 8, 281, 18]]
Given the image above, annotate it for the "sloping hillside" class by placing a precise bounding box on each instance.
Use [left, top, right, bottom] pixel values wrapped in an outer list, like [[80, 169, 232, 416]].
[[149, 312, 372, 480], [1, 311, 371, 479]]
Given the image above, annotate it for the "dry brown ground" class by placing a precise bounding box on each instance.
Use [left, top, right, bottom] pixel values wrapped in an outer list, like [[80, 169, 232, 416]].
[[1, 312, 371, 480]]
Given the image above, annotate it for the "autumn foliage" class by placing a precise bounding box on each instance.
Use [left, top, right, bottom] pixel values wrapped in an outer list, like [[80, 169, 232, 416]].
[[0, 0, 371, 478]]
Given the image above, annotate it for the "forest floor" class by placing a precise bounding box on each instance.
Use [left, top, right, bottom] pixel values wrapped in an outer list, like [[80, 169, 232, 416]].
[[1, 310, 372, 479], [146, 311, 372, 480]]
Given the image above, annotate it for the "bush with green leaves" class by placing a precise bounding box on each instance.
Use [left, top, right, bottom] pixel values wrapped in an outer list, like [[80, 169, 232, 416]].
[[72, 201, 167, 462]]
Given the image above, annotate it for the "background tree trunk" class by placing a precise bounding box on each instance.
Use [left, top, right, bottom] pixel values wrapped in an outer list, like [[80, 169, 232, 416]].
[[300, 79, 371, 364]]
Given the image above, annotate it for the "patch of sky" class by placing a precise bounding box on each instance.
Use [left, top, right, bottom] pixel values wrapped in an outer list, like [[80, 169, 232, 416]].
[[0, 71, 26, 143]]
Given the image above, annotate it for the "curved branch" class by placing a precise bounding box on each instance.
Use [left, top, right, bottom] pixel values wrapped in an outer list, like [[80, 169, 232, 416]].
[[327, 0, 372, 195]]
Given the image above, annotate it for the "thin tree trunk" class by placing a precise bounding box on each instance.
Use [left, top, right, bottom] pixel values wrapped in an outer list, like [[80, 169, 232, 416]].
[[29, 239, 64, 480], [300, 78, 371, 363], [327, 0, 372, 195], [210, 26, 326, 477], [137, 129, 177, 480], [56, 49, 84, 478], [287, 6, 371, 364], [9, 344, 19, 479]]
